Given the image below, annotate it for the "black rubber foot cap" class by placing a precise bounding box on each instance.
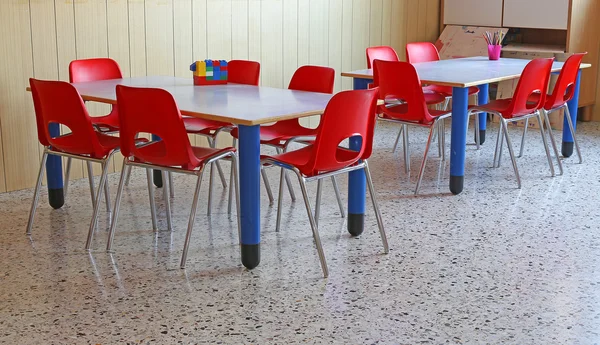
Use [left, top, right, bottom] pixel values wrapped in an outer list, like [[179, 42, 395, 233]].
[[562, 141, 574, 158], [48, 188, 64, 209], [450, 175, 464, 195], [241, 244, 260, 269], [347, 213, 365, 236], [478, 130, 486, 145], [153, 169, 163, 188]]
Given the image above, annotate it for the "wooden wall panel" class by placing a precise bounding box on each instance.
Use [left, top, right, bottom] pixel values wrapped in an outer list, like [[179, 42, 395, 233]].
[[369, 0, 383, 47], [0, 0, 448, 192], [340, 0, 354, 90], [207, 0, 233, 60], [0, 1, 36, 191], [328, 0, 343, 92], [231, 0, 250, 60], [107, 0, 132, 172], [282, 0, 299, 86], [261, 0, 284, 88], [145, 0, 175, 76]]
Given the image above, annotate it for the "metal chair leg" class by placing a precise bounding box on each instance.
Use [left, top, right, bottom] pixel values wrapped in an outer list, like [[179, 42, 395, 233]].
[[518, 118, 529, 158], [494, 123, 504, 168], [537, 112, 556, 177], [63, 157, 72, 199], [207, 155, 215, 216], [85, 161, 111, 250], [227, 137, 238, 213], [124, 163, 133, 186], [104, 177, 112, 215], [26, 152, 48, 235], [392, 125, 403, 153], [415, 124, 436, 195], [277, 147, 296, 201], [295, 172, 329, 278], [161, 171, 173, 230], [436, 120, 443, 159], [403, 124, 410, 174], [564, 105, 583, 163], [439, 119, 446, 161], [501, 119, 522, 188], [275, 166, 286, 232], [364, 160, 389, 253], [231, 154, 242, 242], [168, 172, 175, 198], [86, 161, 96, 209], [106, 161, 129, 252], [261, 168, 275, 204], [180, 171, 205, 269], [542, 109, 563, 175], [474, 112, 480, 150], [331, 176, 345, 218], [146, 168, 158, 231], [314, 179, 323, 227]]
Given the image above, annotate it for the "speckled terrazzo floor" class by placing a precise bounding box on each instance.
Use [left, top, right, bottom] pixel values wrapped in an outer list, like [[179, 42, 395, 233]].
[[1, 120, 600, 344]]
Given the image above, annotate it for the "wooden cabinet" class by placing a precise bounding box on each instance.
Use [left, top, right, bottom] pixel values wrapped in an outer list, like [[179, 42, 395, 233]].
[[503, 0, 569, 30], [441, 0, 599, 113], [443, 0, 503, 27]]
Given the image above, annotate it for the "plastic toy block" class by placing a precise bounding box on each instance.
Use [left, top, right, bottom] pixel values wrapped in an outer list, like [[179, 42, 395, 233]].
[[191, 59, 228, 85]]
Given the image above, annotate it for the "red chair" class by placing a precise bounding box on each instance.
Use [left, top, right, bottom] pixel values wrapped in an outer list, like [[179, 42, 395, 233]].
[[516, 53, 586, 171], [182, 60, 261, 213], [468, 58, 556, 188], [406, 42, 482, 153], [367, 46, 447, 157], [107, 85, 239, 269], [231, 65, 345, 232], [66, 58, 123, 205], [260, 88, 389, 277], [27, 79, 123, 250], [374, 60, 453, 194]]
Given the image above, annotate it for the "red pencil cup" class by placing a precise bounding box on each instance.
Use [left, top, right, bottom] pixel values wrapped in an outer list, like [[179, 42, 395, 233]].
[[488, 45, 502, 60]]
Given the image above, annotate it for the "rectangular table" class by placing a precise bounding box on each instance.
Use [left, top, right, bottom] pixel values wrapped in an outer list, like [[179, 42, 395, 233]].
[[40, 76, 344, 269], [342, 56, 591, 194]]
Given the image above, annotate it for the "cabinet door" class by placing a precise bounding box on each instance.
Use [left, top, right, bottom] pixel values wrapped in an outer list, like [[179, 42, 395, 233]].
[[503, 0, 569, 30], [443, 0, 503, 27]]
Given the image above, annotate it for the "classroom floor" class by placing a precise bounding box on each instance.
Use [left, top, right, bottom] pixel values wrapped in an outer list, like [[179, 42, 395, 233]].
[[2, 120, 599, 344]]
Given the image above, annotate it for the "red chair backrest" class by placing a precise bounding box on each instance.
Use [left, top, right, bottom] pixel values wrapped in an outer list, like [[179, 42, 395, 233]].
[[116, 85, 200, 169], [303, 88, 379, 175], [29, 79, 106, 156], [69, 58, 123, 83], [508, 58, 554, 117], [228, 60, 261, 86], [405, 42, 440, 64], [545, 53, 586, 110], [373, 60, 434, 123], [366, 46, 399, 69], [288, 66, 335, 94]]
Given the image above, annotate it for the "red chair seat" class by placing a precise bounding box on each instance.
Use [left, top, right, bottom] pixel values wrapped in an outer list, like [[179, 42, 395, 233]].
[[262, 145, 361, 177], [230, 122, 317, 146], [183, 117, 232, 135], [380, 106, 449, 125], [90, 108, 120, 132], [424, 85, 480, 97], [470, 98, 539, 119], [133, 140, 235, 170]]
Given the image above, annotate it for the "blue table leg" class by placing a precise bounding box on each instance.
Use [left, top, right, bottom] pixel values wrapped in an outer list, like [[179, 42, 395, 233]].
[[347, 77, 372, 236], [477, 84, 489, 144], [238, 125, 261, 269], [46, 123, 64, 209], [151, 134, 163, 187], [562, 71, 581, 158], [450, 87, 469, 195]]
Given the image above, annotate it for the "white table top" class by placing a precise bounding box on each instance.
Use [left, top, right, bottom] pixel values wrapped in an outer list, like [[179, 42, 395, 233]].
[[69, 76, 334, 126], [341, 56, 592, 88]]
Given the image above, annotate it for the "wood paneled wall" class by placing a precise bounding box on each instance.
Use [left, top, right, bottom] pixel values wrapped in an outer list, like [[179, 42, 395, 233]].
[[0, 0, 440, 193]]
